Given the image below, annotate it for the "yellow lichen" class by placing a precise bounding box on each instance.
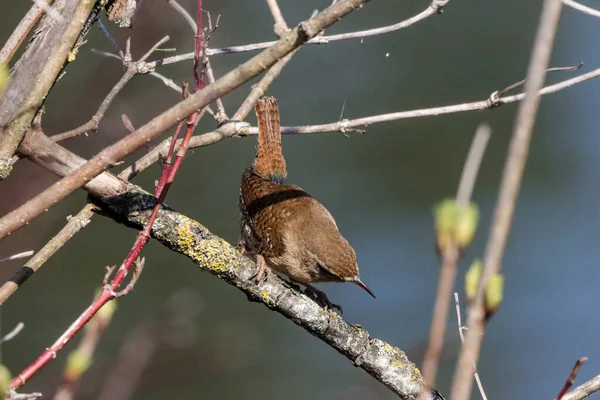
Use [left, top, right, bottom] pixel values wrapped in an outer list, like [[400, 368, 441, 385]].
[[391, 359, 405, 369], [383, 343, 395, 354], [410, 364, 423, 381], [175, 219, 235, 273], [67, 48, 78, 62], [260, 290, 271, 302]]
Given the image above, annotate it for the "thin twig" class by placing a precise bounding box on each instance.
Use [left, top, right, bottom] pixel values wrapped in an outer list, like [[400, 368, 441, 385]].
[[456, 125, 492, 206], [557, 358, 589, 400], [562, 0, 600, 18], [421, 124, 491, 388], [167, 0, 197, 32], [450, 0, 564, 399], [0, 0, 53, 64], [266, 0, 290, 36], [0, 251, 34, 264], [143, 0, 450, 69], [454, 293, 488, 400], [51, 36, 171, 142], [0, 322, 25, 344]]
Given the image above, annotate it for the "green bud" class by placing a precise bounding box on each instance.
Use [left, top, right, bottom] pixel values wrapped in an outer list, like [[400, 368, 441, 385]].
[[434, 199, 458, 251], [65, 349, 91, 380], [0, 365, 11, 400], [455, 204, 479, 249], [465, 259, 482, 303], [485, 273, 504, 319]]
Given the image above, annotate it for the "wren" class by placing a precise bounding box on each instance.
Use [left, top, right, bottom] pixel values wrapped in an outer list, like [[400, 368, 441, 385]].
[[238, 96, 375, 311]]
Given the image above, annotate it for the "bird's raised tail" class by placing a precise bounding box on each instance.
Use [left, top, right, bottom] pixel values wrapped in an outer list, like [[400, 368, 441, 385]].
[[253, 96, 287, 183]]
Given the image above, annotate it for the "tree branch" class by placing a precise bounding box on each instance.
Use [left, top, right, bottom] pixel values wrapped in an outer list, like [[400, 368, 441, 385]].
[[562, 0, 600, 18], [0, 0, 99, 179], [0, 0, 371, 240], [0, 0, 53, 64]]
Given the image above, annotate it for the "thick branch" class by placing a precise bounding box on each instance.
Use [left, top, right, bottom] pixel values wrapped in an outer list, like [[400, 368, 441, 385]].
[[0, 0, 98, 179], [0, 0, 370, 240], [16, 130, 441, 400]]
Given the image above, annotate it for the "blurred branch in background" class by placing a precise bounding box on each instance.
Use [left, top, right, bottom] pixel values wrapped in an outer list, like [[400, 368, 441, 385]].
[[53, 297, 117, 400], [0, 252, 33, 265], [453, 293, 487, 400], [97, 290, 200, 400], [421, 124, 490, 389], [450, 0, 564, 398], [562, 0, 600, 18]]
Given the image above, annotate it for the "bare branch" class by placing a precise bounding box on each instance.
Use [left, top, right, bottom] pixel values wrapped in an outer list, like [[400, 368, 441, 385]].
[[562, 0, 600, 18], [450, 0, 564, 398], [562, 374, 600, 400], [0, 250, 34, 264], [557, 358, 589, 400], [0, 0, 98, 179], [266, 0, 290, 36], [51, 36, 171, 142], [0, 322, 25, 344], [167, 0, 197, 32], [0, 0, 52, 64], [454, 293, 488, 400], [143, 0, 450, 69]]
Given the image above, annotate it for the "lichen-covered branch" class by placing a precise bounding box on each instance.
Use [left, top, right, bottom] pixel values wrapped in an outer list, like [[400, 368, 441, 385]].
[[16, 128, 441, 399], [95, 188, 439, 400]]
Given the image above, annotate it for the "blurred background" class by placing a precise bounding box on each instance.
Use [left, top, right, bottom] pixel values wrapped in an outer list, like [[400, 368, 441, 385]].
[[1, 0, 600, 399]]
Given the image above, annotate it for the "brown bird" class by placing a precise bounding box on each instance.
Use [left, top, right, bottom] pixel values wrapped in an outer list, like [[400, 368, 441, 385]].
[[238, 96, 375, 311]]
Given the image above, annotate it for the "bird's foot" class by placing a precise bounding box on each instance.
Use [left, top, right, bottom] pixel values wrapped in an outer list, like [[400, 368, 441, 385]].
[[303, 284, 343, 315], [251, 254, 271, 283]]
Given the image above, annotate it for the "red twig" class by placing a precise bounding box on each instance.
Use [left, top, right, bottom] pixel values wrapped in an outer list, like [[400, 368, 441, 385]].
[[155, 120, 185, 196], [10, 2, 208, 390], [557, 357, 588, 400]]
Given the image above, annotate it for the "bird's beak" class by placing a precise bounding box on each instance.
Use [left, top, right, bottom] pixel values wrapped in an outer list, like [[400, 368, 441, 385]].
[[354, 276, 376, 299]]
